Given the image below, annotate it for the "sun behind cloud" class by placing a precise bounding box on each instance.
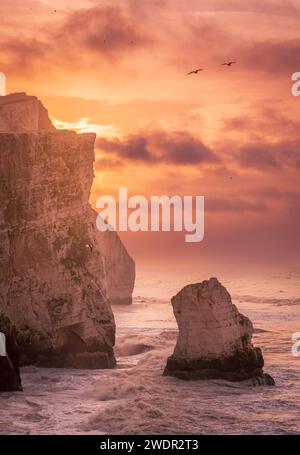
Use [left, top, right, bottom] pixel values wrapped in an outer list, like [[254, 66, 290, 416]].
[[52, 117, 118, 137]]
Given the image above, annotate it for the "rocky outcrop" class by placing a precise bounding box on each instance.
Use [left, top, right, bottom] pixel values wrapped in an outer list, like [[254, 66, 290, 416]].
[[0, 93, 135, 368], [97, 231, 135, 305], [0, 313, 22, 391], [0, 92, 55, 132], [164, 278, 275, 385]]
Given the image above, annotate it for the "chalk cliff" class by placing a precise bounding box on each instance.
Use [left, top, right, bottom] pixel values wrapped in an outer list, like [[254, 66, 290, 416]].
[[0, 92, 55, 132], [0, 93, 135, 368], [164, 278, 274, 384]]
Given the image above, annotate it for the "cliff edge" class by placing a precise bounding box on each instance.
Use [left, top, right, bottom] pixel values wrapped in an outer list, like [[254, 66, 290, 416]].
[[0, 93, 135, 368]]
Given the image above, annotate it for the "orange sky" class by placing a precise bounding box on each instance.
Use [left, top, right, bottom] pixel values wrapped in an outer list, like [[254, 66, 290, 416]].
[[1, 0, 300, 272]]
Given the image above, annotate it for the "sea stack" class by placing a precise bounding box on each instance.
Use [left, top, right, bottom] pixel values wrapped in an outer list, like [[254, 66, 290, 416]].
[[0, 93, 135, 368], [164, 278, 274, 385]]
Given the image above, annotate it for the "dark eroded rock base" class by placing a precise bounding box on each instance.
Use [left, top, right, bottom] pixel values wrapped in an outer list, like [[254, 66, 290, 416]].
[[164, 347, 275, 385], [0, 314, 22, 391], [17, 326, 116, 369]]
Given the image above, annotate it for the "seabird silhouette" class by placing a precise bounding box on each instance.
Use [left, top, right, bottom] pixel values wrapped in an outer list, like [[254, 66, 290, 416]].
[[186, 68, 204, 75], [221, 61, 236, 66]]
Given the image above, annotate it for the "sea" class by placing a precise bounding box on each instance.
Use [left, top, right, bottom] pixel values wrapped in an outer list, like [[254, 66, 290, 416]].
[[1, 268, 300, 435]]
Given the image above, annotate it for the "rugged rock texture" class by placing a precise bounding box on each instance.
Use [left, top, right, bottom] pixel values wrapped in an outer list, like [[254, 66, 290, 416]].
[[164, 278, 275, 385], [0, 93, 135, 368], [97, 231, 135, 305], [0, 313, 22, 391], [0, 92, 55, 132]]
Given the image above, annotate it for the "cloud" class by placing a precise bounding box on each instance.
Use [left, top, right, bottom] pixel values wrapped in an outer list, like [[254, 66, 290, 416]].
[[151, 131, 219, 164], [166, 0, 299, 15], [163, 6, 300, 74], [223, 108, 300, 140], [236, 140, 300, 171], [208, 196, 268, 213], [220, 108, 300, 172], [2, 0, 300, 79], [60, 6, 150, 56], [2, 38, 48, 71], [97, 130, 219, 165], [237, 144, 280, 169], [243, 39, 300, 73], [0, 4, 152, 73], [53, 117, 117, 136], [95, 157, 125, 171], [98, 134, 152, 161]]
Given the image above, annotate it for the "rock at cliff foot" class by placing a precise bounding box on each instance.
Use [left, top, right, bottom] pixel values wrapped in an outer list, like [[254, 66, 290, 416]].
[[0, 314, 22, 391], [164, 278, 275, 385]]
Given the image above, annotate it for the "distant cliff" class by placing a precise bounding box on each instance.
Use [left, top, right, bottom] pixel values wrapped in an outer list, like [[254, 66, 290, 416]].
[[0, 93, 135, 368]]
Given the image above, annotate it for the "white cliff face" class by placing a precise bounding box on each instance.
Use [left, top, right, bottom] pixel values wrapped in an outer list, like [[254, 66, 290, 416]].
[[164, 278, 275, 384], [172, 278, 253, 359], [0, 93, 135, 368], [96, 229, 135, 305]]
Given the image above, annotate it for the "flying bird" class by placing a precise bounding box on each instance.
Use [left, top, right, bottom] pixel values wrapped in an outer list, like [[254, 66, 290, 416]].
[[186, 68, 204, 75], [221, 61, 236, 66]]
